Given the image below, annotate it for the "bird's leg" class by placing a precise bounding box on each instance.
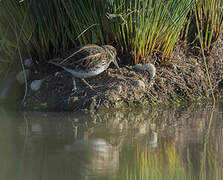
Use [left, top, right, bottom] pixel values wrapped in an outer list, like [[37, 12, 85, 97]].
[[81, 78, 94, 90], [81, 79, 105, 97], [114, 57, 120, 69], [81, 79, 111, 101], [72, 77, 77, 91], [81, 78, 108, 100]]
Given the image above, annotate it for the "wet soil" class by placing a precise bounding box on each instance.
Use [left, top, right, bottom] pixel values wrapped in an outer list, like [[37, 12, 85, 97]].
[[23, 39, 223, 111]]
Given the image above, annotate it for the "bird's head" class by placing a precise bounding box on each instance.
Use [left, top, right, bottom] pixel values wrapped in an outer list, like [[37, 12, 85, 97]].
[[103, 45, 119, 69]]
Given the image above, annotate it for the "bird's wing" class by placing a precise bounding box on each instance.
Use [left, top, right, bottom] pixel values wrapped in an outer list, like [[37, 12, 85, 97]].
[[60, 45, 105, 68], [60, 44, 102, 64]]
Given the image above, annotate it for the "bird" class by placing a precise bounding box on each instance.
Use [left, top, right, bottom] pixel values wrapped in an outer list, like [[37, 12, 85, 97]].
[[48, 44, 119, 90]]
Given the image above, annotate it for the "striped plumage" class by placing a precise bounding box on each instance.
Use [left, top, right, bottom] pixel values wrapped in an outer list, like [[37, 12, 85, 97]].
[[48, 44, 119, 89]]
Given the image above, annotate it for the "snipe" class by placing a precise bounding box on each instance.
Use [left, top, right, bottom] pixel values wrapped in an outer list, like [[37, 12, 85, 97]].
[[48, 44, 119, 89]]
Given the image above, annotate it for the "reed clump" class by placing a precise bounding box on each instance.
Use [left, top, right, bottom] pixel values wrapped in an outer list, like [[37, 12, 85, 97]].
[[195, 0, 223, 54], [0, 0, 222, 68]]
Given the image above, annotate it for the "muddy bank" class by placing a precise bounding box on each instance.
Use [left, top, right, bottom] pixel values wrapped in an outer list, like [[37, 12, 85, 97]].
[[23, 40, 223, 111]]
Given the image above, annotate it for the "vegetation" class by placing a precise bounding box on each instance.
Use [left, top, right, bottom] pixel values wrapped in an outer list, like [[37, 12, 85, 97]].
[[118, 140, 200, 180], [119, 142, 191, 180], [194, 0, 223, 54], [0, 0, 223, 68]]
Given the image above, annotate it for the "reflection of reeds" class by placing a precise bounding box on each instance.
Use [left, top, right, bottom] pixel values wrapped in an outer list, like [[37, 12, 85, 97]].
[[119, 141, 192, 180], [200, 104, 217, 180], [12, 102, 223, 179]]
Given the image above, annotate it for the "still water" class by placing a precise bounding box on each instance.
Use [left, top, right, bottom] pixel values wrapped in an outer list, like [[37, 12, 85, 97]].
[[0, 101, 223, 180]]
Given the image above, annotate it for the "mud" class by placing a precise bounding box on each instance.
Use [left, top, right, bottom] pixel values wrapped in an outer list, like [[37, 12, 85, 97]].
[[23, 39, 223, 111]]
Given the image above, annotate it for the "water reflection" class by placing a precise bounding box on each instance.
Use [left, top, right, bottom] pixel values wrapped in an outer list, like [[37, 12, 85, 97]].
[[64, 139, 119, 180], [0, 101, 223, 180]]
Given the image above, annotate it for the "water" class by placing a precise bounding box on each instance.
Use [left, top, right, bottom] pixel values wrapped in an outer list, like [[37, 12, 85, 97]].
[[0, 101, 223, 180]]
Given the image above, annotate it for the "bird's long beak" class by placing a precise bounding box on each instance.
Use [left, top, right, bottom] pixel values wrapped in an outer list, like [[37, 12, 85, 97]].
[[113, 57, 122, 73], [113, 58, 120, 69]]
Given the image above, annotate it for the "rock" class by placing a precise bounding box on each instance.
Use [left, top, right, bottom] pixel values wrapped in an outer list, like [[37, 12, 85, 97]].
[[0, 72, 24, 103], [24, 58, 33, 68], [16, 70, 30, 84], [134, 64, 144, 70], [134, 63, 156, 79], [144, 64, 156, 79], [30, 79, 45, 91]]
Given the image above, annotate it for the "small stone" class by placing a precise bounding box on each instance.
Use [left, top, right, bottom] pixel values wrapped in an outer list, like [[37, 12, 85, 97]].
[[24, 58, 33, 68], [40, 102, 47, 107], [134, 64, 144, 70], [16, 70, 30, 84], [144, 64, 156, 79], [134, 63, 156, 79], [73, 96, 79, 101], [30, 79, 44, 91]]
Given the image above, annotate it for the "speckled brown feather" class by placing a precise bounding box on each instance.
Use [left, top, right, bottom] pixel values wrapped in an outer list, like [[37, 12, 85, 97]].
[[50, 44, 117, 74]]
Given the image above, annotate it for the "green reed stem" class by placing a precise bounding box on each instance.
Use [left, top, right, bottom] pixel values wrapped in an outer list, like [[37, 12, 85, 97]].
[[194, 7, 216, 103]]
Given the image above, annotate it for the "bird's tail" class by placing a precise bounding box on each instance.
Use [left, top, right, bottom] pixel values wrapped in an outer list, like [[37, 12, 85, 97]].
[[48, 61, 64, 68], [48, 61, 72, 75]]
